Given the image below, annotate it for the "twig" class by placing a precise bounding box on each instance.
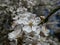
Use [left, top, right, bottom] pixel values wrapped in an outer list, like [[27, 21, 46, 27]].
[[38, 6, 60, 25]]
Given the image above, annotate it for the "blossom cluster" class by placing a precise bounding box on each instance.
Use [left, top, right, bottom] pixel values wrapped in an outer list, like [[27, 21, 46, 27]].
[[8, 7, 59, 45]]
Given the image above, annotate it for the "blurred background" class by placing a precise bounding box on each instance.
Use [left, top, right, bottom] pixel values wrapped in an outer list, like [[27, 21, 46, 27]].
[[0, 0, 60, 45]]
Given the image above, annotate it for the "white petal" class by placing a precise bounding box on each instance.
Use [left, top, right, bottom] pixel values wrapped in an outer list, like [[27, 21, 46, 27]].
[[9, 30, 21, 37], [33, 17, 41, 25], [23, 26, 32, 33], [41, 26, 49, 36], [32, 26, 40, 35], [8, 25, 22, 41]]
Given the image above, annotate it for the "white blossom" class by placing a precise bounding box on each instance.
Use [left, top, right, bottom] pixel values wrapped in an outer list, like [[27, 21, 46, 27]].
[[8, 1, 59, 45]]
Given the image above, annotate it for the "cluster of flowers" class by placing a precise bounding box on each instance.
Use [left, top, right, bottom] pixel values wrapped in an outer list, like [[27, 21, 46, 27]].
[[0, 0, 60, 45], [8, 7, 59, 45]]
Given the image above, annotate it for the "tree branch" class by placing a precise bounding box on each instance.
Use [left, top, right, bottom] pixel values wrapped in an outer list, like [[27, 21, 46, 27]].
[[39, 6, 60, 25]]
